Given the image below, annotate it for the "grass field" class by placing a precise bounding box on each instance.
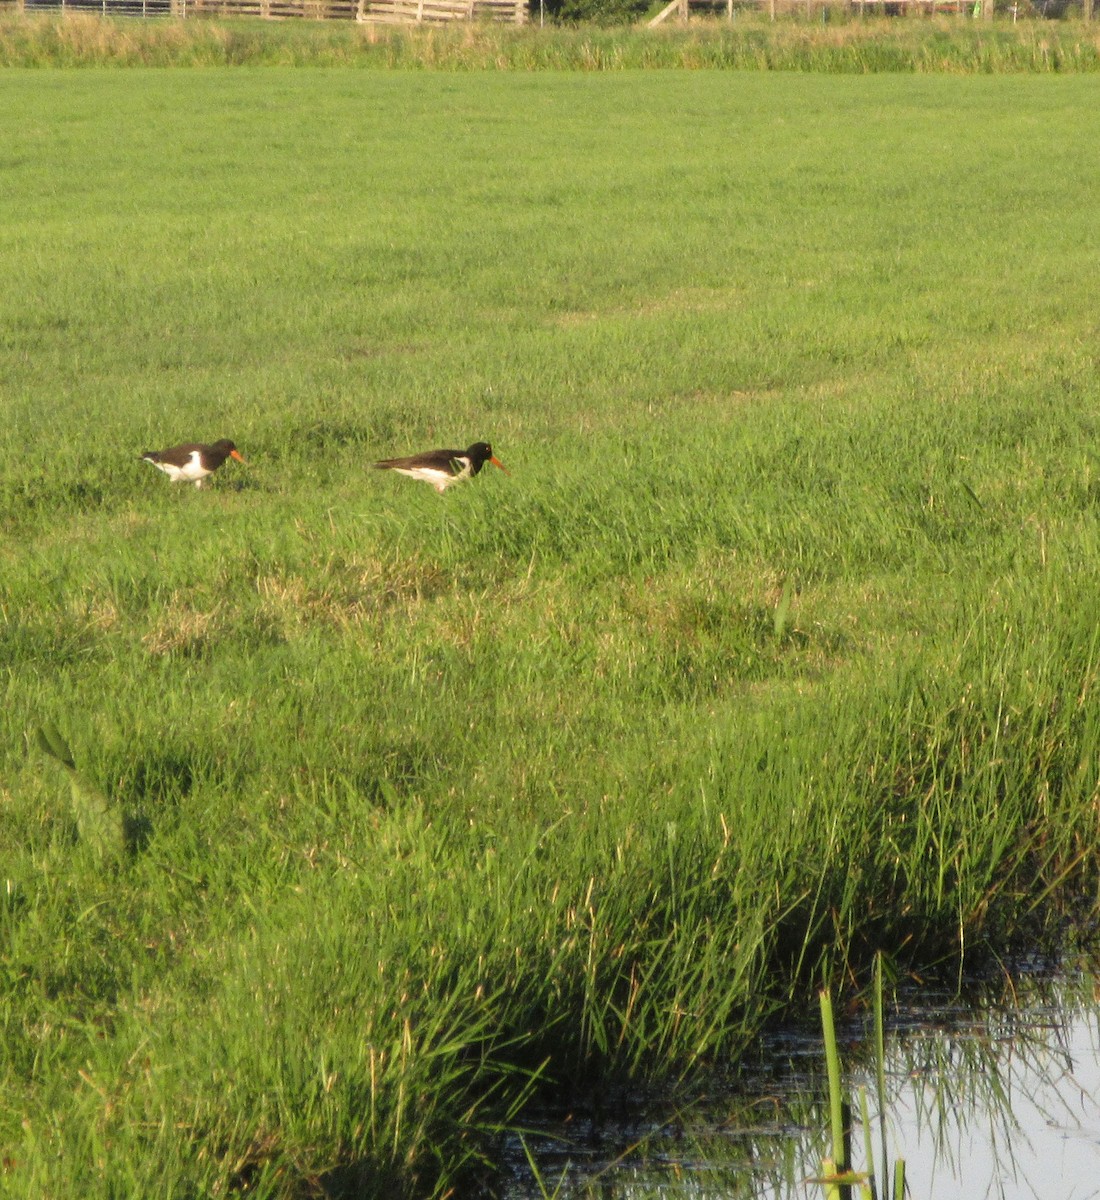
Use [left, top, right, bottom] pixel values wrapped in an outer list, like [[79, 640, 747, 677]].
[[3, 60, 1100, 1197]]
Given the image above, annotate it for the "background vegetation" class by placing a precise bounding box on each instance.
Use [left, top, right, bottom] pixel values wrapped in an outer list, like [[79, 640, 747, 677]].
[[2, 61, 1099, 1198], [3, 12, 1100, 69]]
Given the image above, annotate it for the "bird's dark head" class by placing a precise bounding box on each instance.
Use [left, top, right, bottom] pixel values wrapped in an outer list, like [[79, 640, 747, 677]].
[[467, 442, 509, 476], [214, 439, 246, 463]]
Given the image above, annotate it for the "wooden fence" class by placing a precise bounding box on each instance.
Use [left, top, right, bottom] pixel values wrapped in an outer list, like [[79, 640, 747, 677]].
[[18, 0, 177, 12], [356, 0, 524, 21], [650, 0, 994, 19], [5, 0, 527, 17], [6, 0, 1089, 21], [190, 0, 357, 16]]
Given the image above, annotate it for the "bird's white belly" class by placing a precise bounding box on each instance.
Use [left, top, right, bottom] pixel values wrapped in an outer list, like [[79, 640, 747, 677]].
[[394, 462, 469, 492], [156, 451, 208, 483]]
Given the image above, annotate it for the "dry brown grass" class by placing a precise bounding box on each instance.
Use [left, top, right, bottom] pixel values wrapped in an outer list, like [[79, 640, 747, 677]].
[[142, 597, 225, 656]]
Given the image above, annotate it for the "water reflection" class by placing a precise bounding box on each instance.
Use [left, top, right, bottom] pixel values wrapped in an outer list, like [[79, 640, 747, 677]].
[[495, 966, 1100, 1200], [888, 979, 1100, 1200]]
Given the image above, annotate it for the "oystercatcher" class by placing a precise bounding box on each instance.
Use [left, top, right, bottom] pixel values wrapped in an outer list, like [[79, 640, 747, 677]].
[[141, 440, 246, 489], [373, 442, 509, 494]]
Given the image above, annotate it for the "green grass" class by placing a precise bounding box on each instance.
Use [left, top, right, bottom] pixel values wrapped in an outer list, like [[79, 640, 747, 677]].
[[2, 66, 1100, 1197]]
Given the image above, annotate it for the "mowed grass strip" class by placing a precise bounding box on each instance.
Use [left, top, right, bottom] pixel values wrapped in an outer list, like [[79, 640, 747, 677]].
[[2, 70, 1100, 1197]]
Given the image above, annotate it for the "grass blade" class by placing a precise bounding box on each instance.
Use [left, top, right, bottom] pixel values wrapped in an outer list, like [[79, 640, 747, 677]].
[[774, 576, 794, 641], [32, 724, 126, 864]]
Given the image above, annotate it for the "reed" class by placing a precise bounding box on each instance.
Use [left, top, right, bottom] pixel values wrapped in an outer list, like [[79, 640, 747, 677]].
[[814, 966, 904, 1200], [818, 988, 855, 1199]]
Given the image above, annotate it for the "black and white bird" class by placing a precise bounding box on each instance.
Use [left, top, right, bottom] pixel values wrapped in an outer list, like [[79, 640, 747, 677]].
[[373, 441, 509, 494], [141, 440, 246, 489]]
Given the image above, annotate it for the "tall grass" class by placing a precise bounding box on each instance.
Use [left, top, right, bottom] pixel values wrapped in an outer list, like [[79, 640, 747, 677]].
[[3, 12, 1100, 70], [2, 68, 1100, 1197]]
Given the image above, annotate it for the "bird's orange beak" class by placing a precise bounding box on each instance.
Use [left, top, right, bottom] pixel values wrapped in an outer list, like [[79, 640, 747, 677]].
[[490, 455, 509, 475], [230, 449, 246, 464]]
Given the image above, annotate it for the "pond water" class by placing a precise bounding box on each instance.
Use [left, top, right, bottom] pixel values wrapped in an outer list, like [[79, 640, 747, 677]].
[[496, 963, 1100, 1200]]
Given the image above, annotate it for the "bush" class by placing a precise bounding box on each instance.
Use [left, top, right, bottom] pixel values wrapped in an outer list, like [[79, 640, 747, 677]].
[[546, 0, 652, 24]]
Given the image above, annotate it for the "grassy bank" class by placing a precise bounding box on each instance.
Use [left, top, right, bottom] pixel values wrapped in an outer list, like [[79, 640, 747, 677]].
[[3, 69, 1100, 1196], [3, 11, 1100, 70]]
